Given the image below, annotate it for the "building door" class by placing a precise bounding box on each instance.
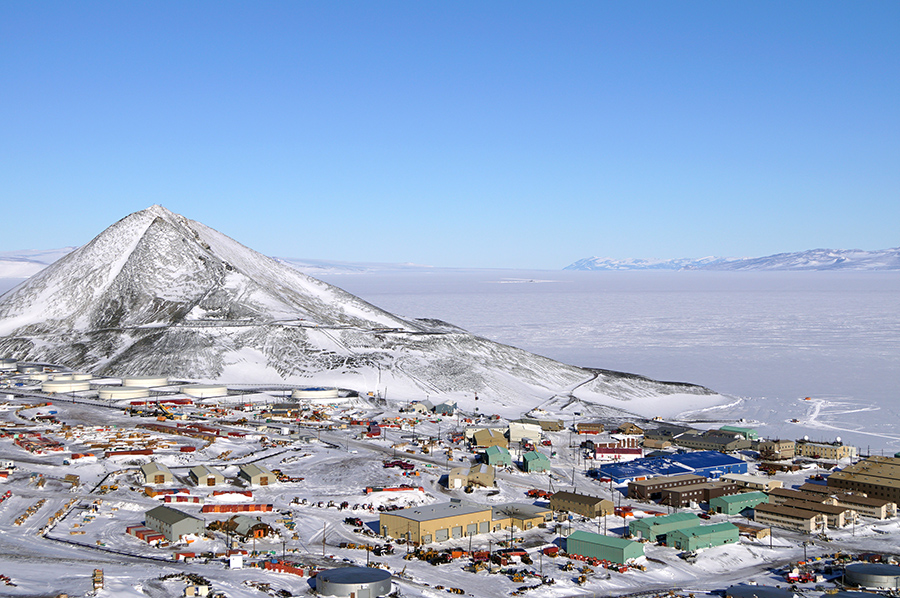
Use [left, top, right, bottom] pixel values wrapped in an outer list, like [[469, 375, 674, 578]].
[[207, 477, 215, 486], [435, 529, 449, 542], [451, 526, 462, 539], [259, 476, 268, 485], [155, 474, 165, 484], [466, 523, 477, 536]]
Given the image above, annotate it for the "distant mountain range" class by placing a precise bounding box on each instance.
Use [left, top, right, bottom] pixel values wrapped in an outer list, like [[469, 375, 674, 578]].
[[565, 247, 900, 271]]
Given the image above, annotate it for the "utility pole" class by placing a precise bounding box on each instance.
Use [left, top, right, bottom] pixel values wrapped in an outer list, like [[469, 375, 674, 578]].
[[322, 523, 326, 557]]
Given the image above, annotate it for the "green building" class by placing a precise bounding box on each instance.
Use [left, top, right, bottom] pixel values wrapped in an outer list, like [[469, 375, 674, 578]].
[[565, 530, 644, 564], [709, 491, 769, 515], [628, 512, 699, 542], [666, 522, 739, 551], [484, 445, 512, 467], [522, 450, 551, 472], [719, 426, 759, 441]]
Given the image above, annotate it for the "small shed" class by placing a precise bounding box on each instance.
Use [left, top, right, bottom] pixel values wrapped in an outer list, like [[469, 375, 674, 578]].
[[141, 462, 174, 485], [238, 463, 276, 486], [566, 530, 643, 564], [484, 445, 512, 467], [522, 451, 550, 473], [189, 464, 225, 487]]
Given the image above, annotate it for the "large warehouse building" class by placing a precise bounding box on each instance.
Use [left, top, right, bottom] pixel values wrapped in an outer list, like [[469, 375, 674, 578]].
[[565, 530, 644, 565], [600, 451, 747, 484]]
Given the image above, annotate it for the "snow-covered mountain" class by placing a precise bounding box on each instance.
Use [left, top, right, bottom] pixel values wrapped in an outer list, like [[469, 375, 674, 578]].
[[565, 247, 900, 271], [0, 206, 720, 418]]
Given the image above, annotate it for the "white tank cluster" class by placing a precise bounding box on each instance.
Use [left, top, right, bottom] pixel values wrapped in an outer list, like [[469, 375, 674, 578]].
[[291, 387, 340, 400], [181, 384, 227, 398], [98, 387, 150, 400], [51, 373, 92, 381], [41, 380, 91, 394], [123, 376, 169, 388]]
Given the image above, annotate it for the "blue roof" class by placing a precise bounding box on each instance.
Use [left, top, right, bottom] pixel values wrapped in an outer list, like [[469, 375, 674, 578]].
[[599, 451, 745, 482]]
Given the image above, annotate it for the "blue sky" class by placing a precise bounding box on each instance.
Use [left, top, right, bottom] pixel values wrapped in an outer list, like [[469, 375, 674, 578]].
[[2, 2, 898, 269]]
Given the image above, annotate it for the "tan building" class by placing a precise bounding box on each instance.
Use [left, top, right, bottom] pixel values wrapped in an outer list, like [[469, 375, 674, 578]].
[[833, 493, 897, 520], [189, 464, 225, 487], [758, 439, 795, 460], [617, 422, 644, 435], [238, 463, 275, 486], [141, 462, 174, 485], [796, 440, 857, 461], [550, 491, 614, 518], [380, 500, 492, 544], [721, 473, 783, 492], [471, 428, 508, 449], [448, 464, 495, 489], [781, 499, 856, 528], [753, 503, 825, 532], [575, 423, 604, 435], [827, 455, 900, 504], [491, 503, 553, 531]]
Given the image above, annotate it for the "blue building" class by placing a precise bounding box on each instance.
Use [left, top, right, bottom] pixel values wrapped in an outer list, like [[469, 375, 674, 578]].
[[598, 451, 747, 484]]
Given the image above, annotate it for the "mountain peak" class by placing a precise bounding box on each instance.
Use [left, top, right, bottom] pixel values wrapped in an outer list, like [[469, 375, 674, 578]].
[[0, 206, 419, 337]]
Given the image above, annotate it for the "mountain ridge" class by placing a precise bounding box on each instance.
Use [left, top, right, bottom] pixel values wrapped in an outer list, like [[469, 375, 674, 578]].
[[0, 206, 722, 419], [565, 247, 900, 271]]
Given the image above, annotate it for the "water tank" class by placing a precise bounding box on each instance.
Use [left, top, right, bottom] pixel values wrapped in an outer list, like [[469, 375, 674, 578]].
[[123, 376, 170, 388], [845, 563, 900, 589], [181, 384, 227, 398], [315, 567, 392, 598], [292, 387, 340, 400]]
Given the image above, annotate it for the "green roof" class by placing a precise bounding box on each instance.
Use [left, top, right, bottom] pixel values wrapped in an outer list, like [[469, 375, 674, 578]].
[[713, 491, 768, 504], [671, 522, 738, 538], [524, 451, 549, 463], [567, 530, 636, 549]]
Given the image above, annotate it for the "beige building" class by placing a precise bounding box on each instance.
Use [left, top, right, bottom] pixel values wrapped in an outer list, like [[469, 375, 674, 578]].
[[550, 491, 614, 518], [189, 464, 225, 487], [721, 473, 783, 492], [141, 462, 174, 485], [781, 499, 856, 528], [827, 455, 900, 504], [796, 440, 857, 461], [753, 503, 825, 532], [491, 503, 552, 531], [471, 428, 508, 449], [447, 464, 495, 489], [758, 439, 795, 460], [379, 500, 493, 544], [380, 499, 551, 544]]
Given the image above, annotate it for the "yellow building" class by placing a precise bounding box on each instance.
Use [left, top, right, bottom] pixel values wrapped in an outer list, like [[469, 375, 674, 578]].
[[795, 441, 857, 461], [380, 500, 493, 544], [380, 500, 551, 544]]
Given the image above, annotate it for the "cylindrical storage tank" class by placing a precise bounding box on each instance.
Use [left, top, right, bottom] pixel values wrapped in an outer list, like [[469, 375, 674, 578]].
[[0, 358, 16, 371], [181, 384, 227, 398], [70, 373, 92, 381], [30, 373, 50, 382], [98, 387, 150, 400], [42, 380, 91, 394], [291, 387, 340, 400], [123, 376, 169, 388], [51, 373, 73, 381], [845, 563, 900, 589], [315, 567, 392, 598], [17, 364, 43, 374]]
